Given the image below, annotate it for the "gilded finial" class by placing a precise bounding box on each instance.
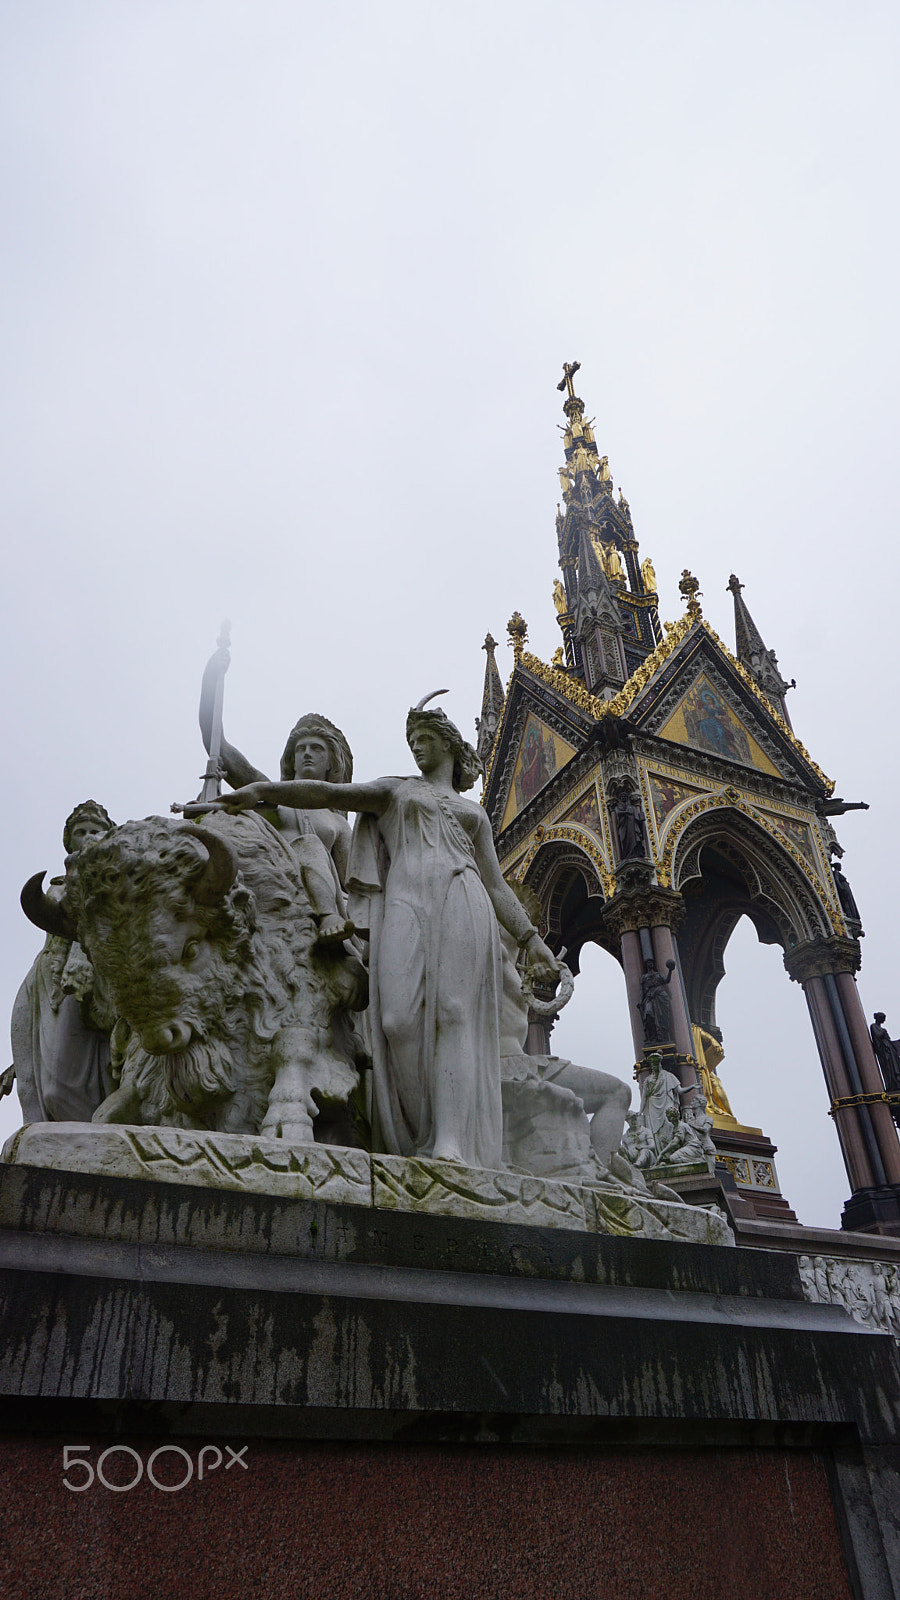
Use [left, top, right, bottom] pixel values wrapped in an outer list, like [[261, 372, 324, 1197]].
[[557, 358, 586, 423], [507, 611, 528, 658], [557, 360, 581, 399], [679, 569, 703, 618]]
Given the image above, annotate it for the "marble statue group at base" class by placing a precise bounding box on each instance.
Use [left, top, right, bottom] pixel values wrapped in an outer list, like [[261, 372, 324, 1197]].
[[8, 664, 732, 1247]]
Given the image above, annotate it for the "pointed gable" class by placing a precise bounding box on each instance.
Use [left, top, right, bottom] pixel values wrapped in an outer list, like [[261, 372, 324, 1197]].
[[656, 672, 780, 776], [622, 619, 832, 796]]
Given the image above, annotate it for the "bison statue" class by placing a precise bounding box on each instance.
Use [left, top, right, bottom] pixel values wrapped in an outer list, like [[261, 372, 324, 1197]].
[[22, 811, 368, 1143]]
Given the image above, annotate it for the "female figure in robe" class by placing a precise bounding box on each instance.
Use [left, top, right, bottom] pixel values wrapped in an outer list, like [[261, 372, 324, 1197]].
[[204, 700, 560, 1169]]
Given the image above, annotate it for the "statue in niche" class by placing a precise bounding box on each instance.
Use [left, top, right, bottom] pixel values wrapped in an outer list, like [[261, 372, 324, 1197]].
[[202, 693, 561, 1169], [611, 785, 648, 861], [12, 802, 117, 1123], [637, 958, 676, 1044], [199, 642, 355, 949], [640, 556, 657, 594], [832, 861, 862, 930], [552, 578, 567, 614], [870, 1013, 900, 1125], [603, 542, 625, 582]]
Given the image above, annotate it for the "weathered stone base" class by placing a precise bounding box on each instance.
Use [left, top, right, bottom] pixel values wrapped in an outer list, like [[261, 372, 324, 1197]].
[[1, 1159, 899, 1597], [1, 1123, 734, 1246]]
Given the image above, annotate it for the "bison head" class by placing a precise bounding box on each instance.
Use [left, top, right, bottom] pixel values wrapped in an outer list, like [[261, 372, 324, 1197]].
[[66, 819, 251, 1088]]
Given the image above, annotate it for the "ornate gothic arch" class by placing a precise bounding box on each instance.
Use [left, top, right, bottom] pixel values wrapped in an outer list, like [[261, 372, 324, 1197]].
[[669, 806, 833, 1031], [521, 838, 611, 973]]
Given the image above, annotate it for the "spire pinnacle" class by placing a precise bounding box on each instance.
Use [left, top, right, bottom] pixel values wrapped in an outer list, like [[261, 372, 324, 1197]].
[[475, 632, 505, 765], [727, 574, 794, 723]]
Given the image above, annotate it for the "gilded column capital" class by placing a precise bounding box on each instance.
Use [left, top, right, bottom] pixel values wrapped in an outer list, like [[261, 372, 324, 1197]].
[[783, 936, 862, 985], [602, 884, 685, 939]]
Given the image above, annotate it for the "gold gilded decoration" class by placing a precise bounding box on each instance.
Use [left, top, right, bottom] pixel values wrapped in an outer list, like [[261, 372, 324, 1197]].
[[515, 823, 615, 900], [679, 570, 703, 618], [655, 788, 844, 930], [517, 650, 610, 720], [499, 713, 578, 832], [552, 579, 567, 614], [764, 813, 818, 871], [492, 597, 832, 807], [640, 556, 657, 595], [590, 534, 624, 581], [647, 772, 708, 833], [558, 359, 581, 399], [562, 787, 603, 835], [507, 612, 528, 658], [699, 619, 833, 792], [551, 646, 565, 666], [690, 1025, 760, 1133], [658, 674, 778, 774]]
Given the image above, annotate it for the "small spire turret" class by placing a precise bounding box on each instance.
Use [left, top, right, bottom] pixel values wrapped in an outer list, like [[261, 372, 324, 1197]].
[[475, 633, 505, 766], [727, 574, 794, 726]]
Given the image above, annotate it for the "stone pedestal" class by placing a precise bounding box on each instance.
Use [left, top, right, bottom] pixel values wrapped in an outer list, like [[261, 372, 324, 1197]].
[[2, 1146, 900, 1596]]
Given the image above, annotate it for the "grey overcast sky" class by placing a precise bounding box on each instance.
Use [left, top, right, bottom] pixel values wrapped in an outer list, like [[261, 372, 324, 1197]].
[[2, 2, 898, 1227]]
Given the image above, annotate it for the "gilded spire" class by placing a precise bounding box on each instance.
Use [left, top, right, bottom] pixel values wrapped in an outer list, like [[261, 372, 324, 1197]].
[[552, 361, 663, 679], [475, 632, 505, 765]]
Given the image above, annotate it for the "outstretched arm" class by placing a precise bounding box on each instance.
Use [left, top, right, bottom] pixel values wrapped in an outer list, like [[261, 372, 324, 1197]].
[[197, 776, 397, 818], [472, 812, 560, 984]]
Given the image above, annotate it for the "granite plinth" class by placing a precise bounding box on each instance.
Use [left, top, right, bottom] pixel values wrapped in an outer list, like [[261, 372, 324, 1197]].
[[0, 1438, 860, 1600], [2, 1122, 734, 1246]]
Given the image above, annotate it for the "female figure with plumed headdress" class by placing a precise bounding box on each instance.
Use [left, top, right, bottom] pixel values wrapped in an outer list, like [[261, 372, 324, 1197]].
[[203, 694, 559, 1168]]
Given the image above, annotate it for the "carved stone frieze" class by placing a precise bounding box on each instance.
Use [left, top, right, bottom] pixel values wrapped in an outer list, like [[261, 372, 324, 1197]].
[[798, 1253, 900, 1341], [784, 937, 863, 984]]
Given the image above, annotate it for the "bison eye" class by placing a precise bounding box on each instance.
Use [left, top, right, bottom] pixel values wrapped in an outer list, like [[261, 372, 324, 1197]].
[[182, 940, 200, 963]]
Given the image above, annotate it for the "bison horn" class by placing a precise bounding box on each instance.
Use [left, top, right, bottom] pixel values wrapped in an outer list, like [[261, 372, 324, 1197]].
[[181, 827, 239, 904], [20, 872, 77, 941]]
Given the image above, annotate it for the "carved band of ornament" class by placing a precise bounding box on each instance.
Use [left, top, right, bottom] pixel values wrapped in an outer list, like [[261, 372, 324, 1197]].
[[514, 824, 615, 898], [782, 936, 862, 984], [829, 1091, 900, 1117], [601, 886, 686, 938], [658, 789, 841, 925]]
